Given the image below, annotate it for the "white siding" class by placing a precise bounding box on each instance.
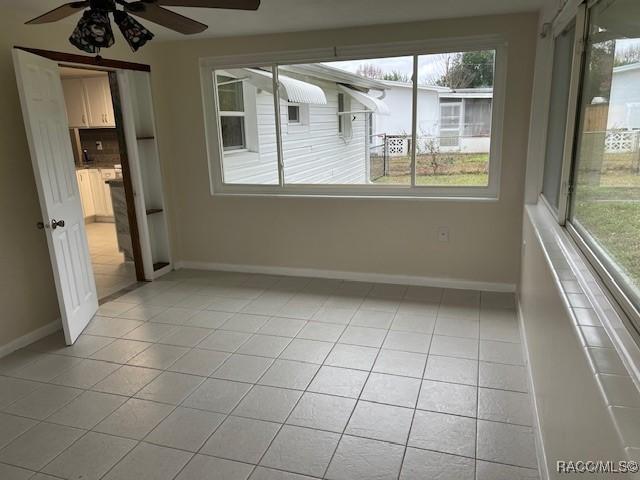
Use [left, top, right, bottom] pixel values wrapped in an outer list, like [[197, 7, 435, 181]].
[[374, 86, 440, 137], [608, 66, 640, 130], [222, 81, 368, 184]]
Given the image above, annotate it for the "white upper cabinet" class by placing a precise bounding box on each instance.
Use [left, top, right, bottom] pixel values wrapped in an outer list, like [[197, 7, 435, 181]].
[[84, 77, 115, 127], [63, 78, 89, 128], [62, 76, 115, 128]]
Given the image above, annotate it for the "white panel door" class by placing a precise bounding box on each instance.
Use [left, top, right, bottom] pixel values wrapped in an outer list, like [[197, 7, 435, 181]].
[[13, 49, 98, 345]]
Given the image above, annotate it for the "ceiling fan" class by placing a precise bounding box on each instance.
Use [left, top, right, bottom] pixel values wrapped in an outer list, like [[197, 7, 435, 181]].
[[25, 0, 261, 53]]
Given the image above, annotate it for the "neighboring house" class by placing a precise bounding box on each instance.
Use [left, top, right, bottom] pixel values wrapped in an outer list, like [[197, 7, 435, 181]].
[[214, 64, 494, 185], [582, 62, 640, 154], [438, 88, 493, 153], [373, 81, 494, 155], [215, 64, 388, 185], [608, 63, 640, 131]]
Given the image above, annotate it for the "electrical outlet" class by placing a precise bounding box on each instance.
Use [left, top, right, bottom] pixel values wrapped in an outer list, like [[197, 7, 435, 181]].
[[437, 227, 449, 243], [96, 141, 103, 151]]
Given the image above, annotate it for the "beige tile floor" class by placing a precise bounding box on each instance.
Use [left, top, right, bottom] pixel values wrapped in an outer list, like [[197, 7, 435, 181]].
[[86, 223, 137, 300], [0, 270, 540, 479]]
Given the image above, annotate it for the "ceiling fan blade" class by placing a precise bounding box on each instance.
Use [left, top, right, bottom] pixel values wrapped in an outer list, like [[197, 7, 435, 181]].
[[25, 1, 89, 24], [153, 0, 260, 10], [127, 3, 208, 34]]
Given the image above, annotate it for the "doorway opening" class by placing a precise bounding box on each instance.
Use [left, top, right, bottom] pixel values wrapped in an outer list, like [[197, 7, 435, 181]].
[[60, 66, 143, 300]]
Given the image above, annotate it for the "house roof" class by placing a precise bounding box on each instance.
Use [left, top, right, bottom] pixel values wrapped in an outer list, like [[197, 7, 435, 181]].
[[281, 64, 389, 91], [613, 62, 640, 74], [379, 79, 449, 92], [224, 68, 328, 105], [439, 87, 493, 99]]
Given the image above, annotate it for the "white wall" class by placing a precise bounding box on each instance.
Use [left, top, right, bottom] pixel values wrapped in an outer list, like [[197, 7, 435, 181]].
[[519, 212, 625, 479], [608, 66, 640, 130], [375, 85, 440, 137]]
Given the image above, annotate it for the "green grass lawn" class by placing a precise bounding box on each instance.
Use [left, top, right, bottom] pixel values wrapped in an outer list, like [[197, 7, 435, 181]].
[[573, 199, 640, 291], [373, 173, 489, 186], [573, 153, 640, 293], [371, 152, 489, 186]]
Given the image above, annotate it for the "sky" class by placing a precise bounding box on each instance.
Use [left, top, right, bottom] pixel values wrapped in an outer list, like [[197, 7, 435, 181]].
[[324, 54, 448, 85]]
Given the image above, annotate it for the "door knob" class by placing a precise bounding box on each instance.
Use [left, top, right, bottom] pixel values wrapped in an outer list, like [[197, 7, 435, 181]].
[[50, 219, 65, 230]]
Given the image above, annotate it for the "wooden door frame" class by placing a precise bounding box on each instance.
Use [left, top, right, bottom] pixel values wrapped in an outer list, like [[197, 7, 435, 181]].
[[16, 46, 149, 282]]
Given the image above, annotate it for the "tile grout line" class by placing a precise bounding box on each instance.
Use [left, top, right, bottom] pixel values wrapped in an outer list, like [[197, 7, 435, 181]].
[[394, 288, 443, 480]]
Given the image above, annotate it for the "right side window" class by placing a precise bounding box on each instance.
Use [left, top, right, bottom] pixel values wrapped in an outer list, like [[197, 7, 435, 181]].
[[569, 0, 640, 317], [542, 21, 576, 211]]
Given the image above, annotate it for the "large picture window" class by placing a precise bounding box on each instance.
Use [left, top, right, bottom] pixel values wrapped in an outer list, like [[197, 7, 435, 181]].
[[567, 0, 640, 326], [203, 40, 505, 197]]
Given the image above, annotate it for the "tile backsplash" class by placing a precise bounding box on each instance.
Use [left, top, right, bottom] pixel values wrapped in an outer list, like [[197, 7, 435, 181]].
[[78, 128, 121, 167]]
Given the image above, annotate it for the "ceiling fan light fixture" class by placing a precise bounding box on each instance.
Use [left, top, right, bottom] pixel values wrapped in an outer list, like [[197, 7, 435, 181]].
[[113, 10, 155, 52], [69, 9, 115, 54]]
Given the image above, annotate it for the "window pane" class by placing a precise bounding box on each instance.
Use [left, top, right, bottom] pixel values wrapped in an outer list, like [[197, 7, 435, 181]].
[[214, 68, 279, 185], [542, 23, 576, 210], [278, 57, 414, 185], [570, 0, 640, 311], [415, 50, 495, 186], [217, 75, 244, 112], [288, 105, 300, 122], [220, 116, 245, 150]]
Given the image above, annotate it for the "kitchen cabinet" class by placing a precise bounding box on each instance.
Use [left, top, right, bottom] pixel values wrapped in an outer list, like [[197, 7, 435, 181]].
[[84, 77, 115, 127], [75, 168, 115, 220], [76, 169, 95, 218], [62, 76, 115, 129], [63, 79, 89, 128]]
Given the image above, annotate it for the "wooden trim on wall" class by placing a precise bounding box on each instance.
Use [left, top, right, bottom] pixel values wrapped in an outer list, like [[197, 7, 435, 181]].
[[108, 71, 147, 282], [14, 46, 151, 72]]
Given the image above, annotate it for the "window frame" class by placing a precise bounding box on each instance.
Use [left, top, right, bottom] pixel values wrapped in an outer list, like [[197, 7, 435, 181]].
[[539, 0, 640, 334], [215, 74, 248, 152], [200, 36, 508, 199], [540, 4, 589, 223], [287, 103, 301, 124]]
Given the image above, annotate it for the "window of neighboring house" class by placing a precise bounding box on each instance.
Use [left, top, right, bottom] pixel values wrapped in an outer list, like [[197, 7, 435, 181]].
[[203, 42, 504, 196], [216, 75, 246, 150], [463, 98, 492, 137], [439, 100, 463, 148], [214, 69, 279, 185], [337, 93, 345, 134], [561, 0, 640, 330], [288, 104, 300, 123]]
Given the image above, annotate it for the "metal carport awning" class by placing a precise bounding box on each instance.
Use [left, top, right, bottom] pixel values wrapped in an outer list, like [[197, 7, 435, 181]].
[[225, 67, 327, 105], [338, 85, 390, 115]]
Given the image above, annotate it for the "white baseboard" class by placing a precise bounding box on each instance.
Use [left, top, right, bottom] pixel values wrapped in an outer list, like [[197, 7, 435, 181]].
[[175, 260, 515, 293], [0, 319, 61, 359], [516, 294, 549, 480]]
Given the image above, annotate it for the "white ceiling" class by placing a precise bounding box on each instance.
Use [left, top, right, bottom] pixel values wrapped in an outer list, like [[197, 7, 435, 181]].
[[8, 0, 547, 40]]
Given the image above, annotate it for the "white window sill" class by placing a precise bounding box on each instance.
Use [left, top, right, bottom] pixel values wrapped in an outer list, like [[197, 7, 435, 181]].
[[526, 202, 640, 454]]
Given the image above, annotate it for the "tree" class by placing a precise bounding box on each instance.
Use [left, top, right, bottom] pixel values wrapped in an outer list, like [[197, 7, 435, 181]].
[[585, 40, 616, 101], [381, 70, 410, 82], [614, 43, 640, 67], [355, 63, 384, 79], [355, 64, 410, 82], [428, 51, 495, 88]]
